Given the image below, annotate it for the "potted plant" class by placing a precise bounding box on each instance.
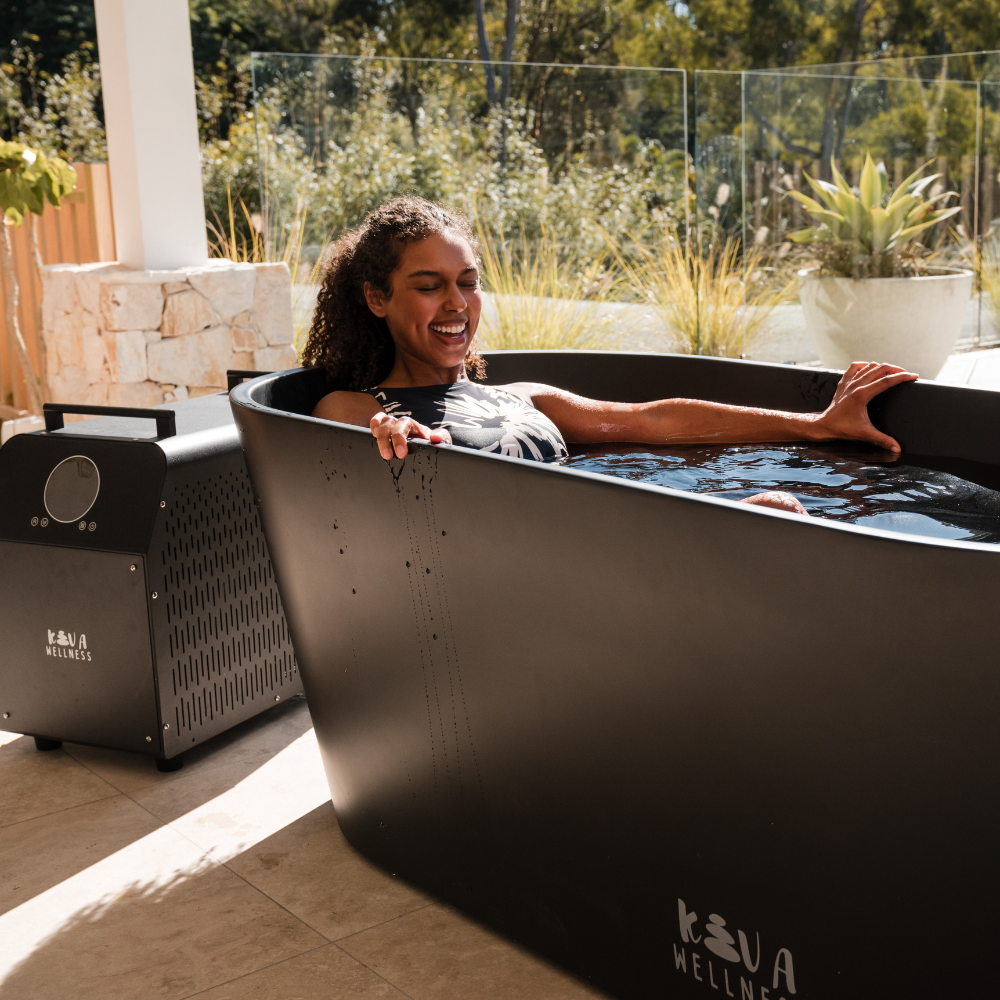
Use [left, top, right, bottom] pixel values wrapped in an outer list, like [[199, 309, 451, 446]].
[[787, 153, 970, 378]]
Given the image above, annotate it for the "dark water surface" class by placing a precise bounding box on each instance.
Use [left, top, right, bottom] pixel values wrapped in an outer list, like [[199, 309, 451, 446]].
[[563, 443, 1000, 544]]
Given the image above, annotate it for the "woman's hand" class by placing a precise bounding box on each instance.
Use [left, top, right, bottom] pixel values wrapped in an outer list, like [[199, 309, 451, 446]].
[[371, 412, 452, 459], [813, 362, 918, 452], [739, 491, 809, 515]]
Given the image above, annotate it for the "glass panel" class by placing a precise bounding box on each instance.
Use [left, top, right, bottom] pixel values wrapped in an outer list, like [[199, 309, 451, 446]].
[[250, 54, 688, 353], [250, 54, 687, 258], [695, 65, 982, 364]]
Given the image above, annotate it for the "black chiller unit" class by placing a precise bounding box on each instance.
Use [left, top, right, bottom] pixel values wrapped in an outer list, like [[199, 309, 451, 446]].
[[0, 385, 301, 771]]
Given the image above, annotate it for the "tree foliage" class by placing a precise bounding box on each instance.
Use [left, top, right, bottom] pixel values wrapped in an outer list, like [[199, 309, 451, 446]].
[[0, 141, 76, 226]]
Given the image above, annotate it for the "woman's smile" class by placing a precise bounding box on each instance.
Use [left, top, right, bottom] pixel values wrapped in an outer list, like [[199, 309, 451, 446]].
[[429, 320, 468, 344]]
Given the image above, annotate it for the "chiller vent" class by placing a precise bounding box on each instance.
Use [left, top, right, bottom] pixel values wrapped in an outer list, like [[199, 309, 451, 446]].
[[154, 467, 298, 739]]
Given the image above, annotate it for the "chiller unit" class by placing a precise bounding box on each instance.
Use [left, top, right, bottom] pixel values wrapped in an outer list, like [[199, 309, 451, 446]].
[[0, 384, 301, 771]]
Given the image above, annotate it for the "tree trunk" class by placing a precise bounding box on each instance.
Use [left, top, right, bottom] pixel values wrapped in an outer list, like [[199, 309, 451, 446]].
[[0, 220, 45, 415], [474, 0, 498, 105], [24, 212, 51, 403], [818, 0, 868, 180], [499, 0, 520, 106]]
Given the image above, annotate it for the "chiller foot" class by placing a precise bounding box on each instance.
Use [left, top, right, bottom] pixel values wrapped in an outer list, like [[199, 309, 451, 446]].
[[156, 754, 184, 772], [34, 737, 63, 751]]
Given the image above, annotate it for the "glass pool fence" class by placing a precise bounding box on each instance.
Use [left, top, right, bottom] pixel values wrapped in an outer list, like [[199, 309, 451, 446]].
[[249, 51, 1000, 362], [694, 53, 1000, 356], [250, 54, 689, 355]]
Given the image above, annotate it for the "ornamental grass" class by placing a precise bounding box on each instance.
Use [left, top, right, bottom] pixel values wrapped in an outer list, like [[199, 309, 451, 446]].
[[609, 229, 792, 358]]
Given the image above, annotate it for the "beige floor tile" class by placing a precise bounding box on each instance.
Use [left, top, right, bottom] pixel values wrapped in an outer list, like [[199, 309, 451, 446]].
[[189, 943, 408, 999], [0, 736, 119, 828], [62, 696, 315, 796], [228, 801, 431, 941], [135, 737, 330, 864], [0, 824, 327, 1000], [127, 732, 323, 826], [0, 794, 161, 915], [339, 904, 609, 1000]]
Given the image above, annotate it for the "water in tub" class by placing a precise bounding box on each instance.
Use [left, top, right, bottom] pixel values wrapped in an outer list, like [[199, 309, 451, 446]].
[[564, 443, 1000, 543]]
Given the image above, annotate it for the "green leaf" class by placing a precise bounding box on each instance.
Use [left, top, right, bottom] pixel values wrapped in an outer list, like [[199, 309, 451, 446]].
[[906, 174, 940, 201], [0, 140, 28, 173], [886, 159, 934, 208], [869, 206, 892, 253], [813, 209, 847, 229], [886, 195, 914, 233], [919, 205, 963, 226], [859, 153, 881, 211], [783, 189, 828, 215], [51, 158, 77, 200], [919, 190, 959, 212], [803, 172, 842, 211], [892, 206, 962, 246], [23, 183, 44, 216], [876, 160, 889, 201], [789, 228, 832, 243], [830, 157, 854, 198], [0, 171, 27, 225]]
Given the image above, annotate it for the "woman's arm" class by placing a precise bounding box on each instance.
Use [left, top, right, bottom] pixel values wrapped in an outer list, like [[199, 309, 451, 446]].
[[510, 362, 917, 453], [312, 390, 452, 459]]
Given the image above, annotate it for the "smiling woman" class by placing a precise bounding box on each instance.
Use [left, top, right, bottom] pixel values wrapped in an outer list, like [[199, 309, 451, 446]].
[[303, 197, 919, 512]]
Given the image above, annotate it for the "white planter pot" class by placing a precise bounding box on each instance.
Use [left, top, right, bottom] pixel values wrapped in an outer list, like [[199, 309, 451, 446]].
[[798, 267, 974, 378]]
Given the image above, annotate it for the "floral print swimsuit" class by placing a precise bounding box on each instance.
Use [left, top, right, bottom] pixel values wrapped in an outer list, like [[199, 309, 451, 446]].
[[370, 382, 568, 462]]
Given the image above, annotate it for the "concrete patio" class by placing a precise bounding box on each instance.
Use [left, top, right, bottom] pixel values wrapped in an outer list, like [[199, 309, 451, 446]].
[[935, 345, 1000, 388], [0, 696, 605, 999]]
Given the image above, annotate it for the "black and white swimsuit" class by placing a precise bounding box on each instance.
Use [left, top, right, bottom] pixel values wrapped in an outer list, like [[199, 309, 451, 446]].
[[371, 382, 568, 462]]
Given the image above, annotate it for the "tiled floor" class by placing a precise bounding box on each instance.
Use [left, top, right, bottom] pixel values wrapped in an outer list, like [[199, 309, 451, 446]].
[[0, 696, 606, 999], [936, 346, 1000, 388]]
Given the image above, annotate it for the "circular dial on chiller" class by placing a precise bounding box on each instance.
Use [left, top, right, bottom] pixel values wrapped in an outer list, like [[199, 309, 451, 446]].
[[44, 455, 101, 523]]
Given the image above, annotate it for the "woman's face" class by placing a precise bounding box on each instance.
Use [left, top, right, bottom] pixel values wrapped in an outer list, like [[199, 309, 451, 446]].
[[365, 231, 482, 372]]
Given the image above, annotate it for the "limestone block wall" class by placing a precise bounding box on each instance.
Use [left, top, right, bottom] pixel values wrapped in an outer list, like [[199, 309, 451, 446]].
[[39, 260, 298, 407]]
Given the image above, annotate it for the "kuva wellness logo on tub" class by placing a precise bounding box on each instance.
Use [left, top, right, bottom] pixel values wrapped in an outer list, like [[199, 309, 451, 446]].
[[674, 898, 796, 999], [45, 629, 92, 661]]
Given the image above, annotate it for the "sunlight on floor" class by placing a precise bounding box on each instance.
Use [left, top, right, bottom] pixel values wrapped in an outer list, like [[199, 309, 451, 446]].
[[0, 729, 329, 984]]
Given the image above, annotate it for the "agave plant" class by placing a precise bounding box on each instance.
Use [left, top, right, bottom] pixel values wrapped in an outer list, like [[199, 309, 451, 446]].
[[786, 153, 961, 257]]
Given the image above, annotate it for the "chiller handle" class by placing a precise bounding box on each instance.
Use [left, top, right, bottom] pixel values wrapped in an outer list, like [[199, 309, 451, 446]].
[[43, 403, 177, 439]]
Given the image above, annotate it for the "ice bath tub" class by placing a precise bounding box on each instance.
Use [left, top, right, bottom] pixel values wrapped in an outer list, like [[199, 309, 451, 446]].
[[230, 352, 1000, 1000]]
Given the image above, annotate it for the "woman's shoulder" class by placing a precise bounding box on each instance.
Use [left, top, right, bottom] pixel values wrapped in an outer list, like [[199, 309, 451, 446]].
[[312, 389, 382, 425]]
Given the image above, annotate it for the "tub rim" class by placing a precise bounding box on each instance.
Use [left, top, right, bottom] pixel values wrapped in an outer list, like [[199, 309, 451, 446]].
[[230, 360, 1000, 555]]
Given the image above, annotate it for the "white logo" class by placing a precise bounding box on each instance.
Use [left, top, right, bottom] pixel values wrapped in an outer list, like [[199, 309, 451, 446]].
[[45, 629, 92, 661], [674, 898, 796, 999]]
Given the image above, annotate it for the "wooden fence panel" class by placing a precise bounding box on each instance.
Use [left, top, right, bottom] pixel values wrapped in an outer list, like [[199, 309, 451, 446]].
[[0, 163, 115, 411]]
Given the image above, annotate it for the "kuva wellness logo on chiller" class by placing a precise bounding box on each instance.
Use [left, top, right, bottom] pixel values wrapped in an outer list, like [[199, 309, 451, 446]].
[[45, 629, 92, 661], [674, 898, 797, 999]]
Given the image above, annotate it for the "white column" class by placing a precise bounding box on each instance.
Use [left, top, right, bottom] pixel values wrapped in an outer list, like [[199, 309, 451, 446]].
[[94, 0, 207, 270]]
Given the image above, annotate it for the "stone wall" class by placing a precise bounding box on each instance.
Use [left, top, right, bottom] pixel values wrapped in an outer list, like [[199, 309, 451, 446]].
[[39, 260, 298, 407]]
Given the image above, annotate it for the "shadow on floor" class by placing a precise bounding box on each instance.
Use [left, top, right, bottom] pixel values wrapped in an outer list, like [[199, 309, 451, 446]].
[[0, 847, 326, 1000], [0, 696, 317, 916]]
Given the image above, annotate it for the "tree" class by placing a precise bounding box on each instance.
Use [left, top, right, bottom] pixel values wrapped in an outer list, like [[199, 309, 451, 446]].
[[1, 1, 96, 73], [0, 142, 76, 414]]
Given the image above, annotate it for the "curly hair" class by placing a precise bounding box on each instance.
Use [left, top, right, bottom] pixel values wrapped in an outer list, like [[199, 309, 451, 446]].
[[302, 197, 486, 389]]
